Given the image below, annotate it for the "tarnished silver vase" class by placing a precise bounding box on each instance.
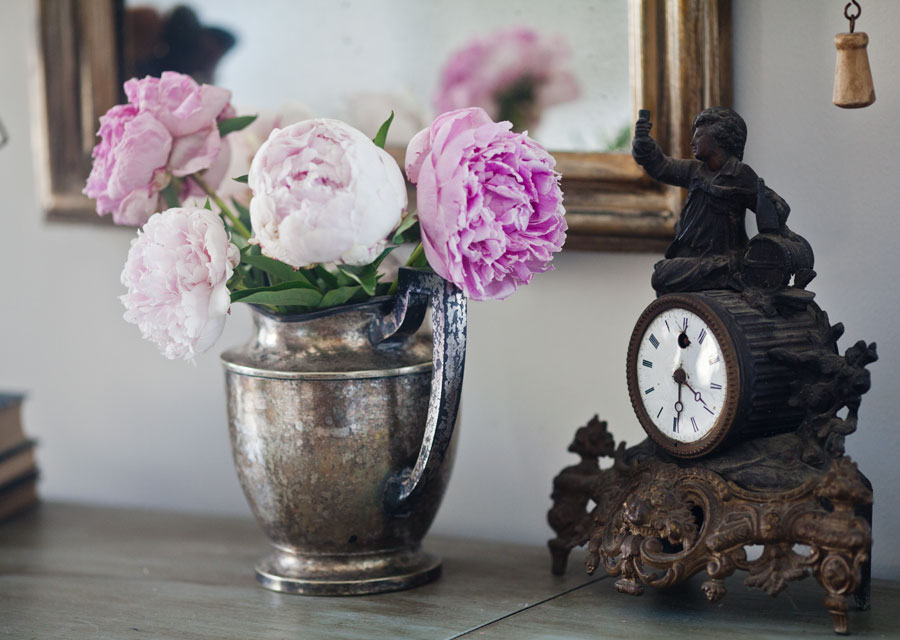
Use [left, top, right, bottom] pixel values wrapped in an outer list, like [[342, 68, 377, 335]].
[[221, 268, 466, 595]]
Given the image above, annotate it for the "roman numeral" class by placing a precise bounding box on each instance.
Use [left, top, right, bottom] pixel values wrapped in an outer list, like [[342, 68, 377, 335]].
[[709, 355, 721, 366], [710, 382, 722, 390], [644, 387, 655, 395], [704, 406, 715, 415], [698, 328, 707, 344], [642, 359, 653, 368], [648, 334, 660, 349], [682, 317, 688, 331], [673, 417, 679, 433], [665, 320, 671, 332], [656, 407, 664, 419], [691, 417, 699, 432]]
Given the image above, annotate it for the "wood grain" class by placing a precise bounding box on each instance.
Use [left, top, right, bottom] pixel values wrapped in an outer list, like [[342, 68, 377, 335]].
[[466, 574, 899, 639], [1, 503, 896, 638], [0, 503, 593, 640]]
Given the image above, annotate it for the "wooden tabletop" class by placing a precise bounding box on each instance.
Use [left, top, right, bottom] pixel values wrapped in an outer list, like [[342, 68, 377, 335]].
[[0, 503, 896, 639]]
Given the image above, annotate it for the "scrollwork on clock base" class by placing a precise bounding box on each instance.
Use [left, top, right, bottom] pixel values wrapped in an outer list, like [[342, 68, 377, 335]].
[[549, 415, 874, 634]]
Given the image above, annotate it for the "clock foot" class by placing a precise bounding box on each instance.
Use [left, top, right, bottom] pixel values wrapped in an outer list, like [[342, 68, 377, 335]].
[[701, 578, 727, 602], [825, 594, 849, 635], [548, 542, 571, 576], [615, 577, 644, 596]]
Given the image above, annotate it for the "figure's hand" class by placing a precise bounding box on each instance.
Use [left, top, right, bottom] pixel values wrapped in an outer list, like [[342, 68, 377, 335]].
[[635, 117, 652, 138], [632, 116, 656, 157]]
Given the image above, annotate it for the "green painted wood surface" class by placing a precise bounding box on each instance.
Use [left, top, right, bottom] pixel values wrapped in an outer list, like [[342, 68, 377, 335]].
[[0, 503, 592, 639], [470, 574, 899, 638], [0, 503, 896, 639]]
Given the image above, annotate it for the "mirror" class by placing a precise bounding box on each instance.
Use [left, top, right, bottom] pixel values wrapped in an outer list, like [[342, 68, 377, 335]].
[[120, 0, 632, 153], [35, 0, 731, 251]]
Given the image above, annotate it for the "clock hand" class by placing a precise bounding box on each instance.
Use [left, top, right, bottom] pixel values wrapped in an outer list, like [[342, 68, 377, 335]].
[[683, 380, 708, 407], [672, 367, 685, 423]]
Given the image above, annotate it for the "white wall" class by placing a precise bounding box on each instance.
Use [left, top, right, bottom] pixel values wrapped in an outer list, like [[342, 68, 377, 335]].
[[1, 0, 898, 578]]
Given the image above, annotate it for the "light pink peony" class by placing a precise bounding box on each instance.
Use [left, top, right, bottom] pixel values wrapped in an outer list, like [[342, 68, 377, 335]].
[[83, 104, 173, 226], [124, 72, 232, 176], [248, 119, 407, 268], [214, 103, 314, 208], [83, 72, 232, 226], [406, 107, 566, 301], [434, 28, 579, 131], [120, 207, 240, 360]]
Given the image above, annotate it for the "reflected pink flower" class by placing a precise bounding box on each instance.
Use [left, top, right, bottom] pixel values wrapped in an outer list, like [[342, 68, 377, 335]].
[[434, 28, 579, 132]]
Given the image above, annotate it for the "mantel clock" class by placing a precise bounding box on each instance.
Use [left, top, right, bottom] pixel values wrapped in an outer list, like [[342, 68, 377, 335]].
[[548, 107, 876, 635]]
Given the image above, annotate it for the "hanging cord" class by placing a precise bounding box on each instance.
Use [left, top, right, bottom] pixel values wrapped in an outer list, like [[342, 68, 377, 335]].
[[844, 0, 861, 33]]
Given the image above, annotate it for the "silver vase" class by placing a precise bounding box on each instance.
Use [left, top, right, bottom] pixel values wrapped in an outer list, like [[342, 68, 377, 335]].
[[221, 268, 466, 595]]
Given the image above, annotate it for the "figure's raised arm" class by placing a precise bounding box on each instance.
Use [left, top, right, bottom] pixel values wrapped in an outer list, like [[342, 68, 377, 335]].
[[632, 110, 695, 188]]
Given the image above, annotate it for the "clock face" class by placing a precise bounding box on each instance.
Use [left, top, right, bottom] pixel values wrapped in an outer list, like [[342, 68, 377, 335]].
[[634, 308, 727, 443], [627, 294, 742, 458]]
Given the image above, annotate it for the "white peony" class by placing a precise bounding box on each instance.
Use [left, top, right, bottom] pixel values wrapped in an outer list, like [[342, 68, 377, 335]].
[[247, 119, 407, 268], [120, 207, 240, 360]]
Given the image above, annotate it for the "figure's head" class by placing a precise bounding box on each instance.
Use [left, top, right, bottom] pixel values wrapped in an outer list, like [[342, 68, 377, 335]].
[[690, 107, 747, 161]]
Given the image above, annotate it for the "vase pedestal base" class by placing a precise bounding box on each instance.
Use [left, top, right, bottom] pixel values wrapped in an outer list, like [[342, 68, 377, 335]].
[[254, 546, 442, 596]]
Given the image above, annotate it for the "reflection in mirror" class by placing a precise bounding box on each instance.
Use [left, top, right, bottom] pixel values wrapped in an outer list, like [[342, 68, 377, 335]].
[[122, 0, 631, 152]]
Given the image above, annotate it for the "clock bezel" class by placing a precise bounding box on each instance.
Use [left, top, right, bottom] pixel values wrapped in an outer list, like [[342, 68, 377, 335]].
[[626, 293, 743, 458]]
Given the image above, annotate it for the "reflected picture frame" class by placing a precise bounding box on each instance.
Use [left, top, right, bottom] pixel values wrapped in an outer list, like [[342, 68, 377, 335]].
[[34, 0, 731, 252]]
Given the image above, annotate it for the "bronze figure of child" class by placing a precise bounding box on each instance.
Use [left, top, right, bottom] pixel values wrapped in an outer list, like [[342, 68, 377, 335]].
[[633, 107, 788, 294]]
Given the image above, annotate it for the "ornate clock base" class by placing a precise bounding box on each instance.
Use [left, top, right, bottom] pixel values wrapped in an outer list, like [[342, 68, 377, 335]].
[[548, 418, 873, 635]]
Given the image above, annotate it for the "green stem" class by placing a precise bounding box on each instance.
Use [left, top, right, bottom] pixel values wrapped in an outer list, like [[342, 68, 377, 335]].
[[189, 173, 252, 239], [404, 243, 425, 268], [387, 242, 427, 296]]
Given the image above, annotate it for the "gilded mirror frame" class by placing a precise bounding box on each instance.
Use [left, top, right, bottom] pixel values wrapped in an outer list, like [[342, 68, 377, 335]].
[[34, 0, 731, 252]]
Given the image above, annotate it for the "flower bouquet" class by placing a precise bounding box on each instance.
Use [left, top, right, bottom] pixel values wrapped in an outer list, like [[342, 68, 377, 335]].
[[84, 71, 567, 594]]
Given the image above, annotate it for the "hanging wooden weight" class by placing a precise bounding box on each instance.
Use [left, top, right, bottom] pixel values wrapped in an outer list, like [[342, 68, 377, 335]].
[[834, 2, 875, 108]]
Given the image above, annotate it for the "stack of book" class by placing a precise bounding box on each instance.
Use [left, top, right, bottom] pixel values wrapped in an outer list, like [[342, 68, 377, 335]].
[[0, 393, 38, 521]]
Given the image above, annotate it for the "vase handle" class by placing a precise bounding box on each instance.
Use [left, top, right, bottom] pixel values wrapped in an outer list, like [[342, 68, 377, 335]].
[[370, 267, 467, 515]]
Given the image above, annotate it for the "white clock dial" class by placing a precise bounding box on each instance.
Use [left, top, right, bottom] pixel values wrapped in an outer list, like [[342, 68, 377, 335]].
[[634, 307, 727, 444]]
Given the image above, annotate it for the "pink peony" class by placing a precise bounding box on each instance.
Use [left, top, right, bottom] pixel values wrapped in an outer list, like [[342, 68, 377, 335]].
[[124, 72, 232, 176], [215, 103, 314, 208], [248, 119, 407, 268], [406, 107, 566, 301], [120, 207, 240, 360], [434, 28, 579, 132], [83, 104, 173, 226], [83, 72, 232, 226]]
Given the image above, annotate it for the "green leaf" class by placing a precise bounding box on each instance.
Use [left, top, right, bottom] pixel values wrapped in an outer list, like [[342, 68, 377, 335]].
[[371, 247, 394, 270], [160, 182, 180, 208], [409, 248, 430, 269], [218, 115, 258, 137], [372, 111, 394, 149], [240, 253, 314, 287], [231, 198, 252, 233], [230, 233, 249, 251], [203, 197, 212, 211], [232, 175, 249, 184], [233, 289, 323, 307], [391, 214, 420, 245], [231, 281, 323, 306], [375, 281, 392, 296], [319, 286, 362, 309], [336, 263, 378, 296], [313, 265, 339, 290]]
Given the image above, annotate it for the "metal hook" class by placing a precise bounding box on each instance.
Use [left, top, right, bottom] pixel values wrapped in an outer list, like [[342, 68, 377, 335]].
[[844, 0, 861, 33]]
